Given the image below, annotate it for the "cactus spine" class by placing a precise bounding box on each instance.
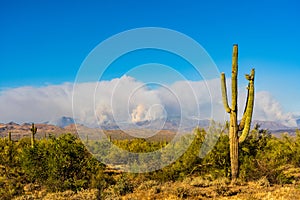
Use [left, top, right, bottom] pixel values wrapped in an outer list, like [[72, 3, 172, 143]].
[[221, 44, 255, 182], [30, 123, 37, 147]]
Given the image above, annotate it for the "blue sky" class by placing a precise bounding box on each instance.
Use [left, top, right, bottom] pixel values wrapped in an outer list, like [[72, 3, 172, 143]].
[[0, 0, 299, 116]]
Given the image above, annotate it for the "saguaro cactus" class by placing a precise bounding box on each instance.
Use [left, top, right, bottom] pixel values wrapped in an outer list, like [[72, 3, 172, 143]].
[[30, 123, 37, 147], [221, 44, 255, 182], [8, 132, 12, 142]]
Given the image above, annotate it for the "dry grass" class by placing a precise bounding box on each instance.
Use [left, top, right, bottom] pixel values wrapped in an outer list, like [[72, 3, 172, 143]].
[[13, 189, 99, 200], [219, 186, 300, 200], [123, 178, 300, 200], [13, 179, 300, 200]]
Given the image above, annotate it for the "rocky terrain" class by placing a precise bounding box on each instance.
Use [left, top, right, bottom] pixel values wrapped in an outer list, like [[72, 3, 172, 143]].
[[0, 121, 178, 142], [0, 122, 78, 140], [0, 116, 298, 141]]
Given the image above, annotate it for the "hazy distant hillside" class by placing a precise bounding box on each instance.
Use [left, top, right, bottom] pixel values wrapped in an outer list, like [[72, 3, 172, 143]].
[[0, 122, 77, 140], [42, 115, 299, 132], [251, 120, 290, 130], [1, 117, 298, 141], [0, 122, 178, 142]]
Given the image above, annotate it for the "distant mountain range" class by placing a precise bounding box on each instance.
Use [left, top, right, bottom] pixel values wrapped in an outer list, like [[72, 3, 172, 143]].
[[39, 113, 300, 129], [0, 121, 78, 140], [46, 115, 300, 130], [96, 117, 299, 132], [1, 116, 299, 140]]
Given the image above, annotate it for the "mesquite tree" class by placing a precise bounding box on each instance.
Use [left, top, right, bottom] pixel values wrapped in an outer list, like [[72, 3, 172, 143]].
[[221, 44, 255, 182]]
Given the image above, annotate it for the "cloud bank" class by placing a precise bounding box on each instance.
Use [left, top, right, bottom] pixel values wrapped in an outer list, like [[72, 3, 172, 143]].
[[0, 76, 297, 127]]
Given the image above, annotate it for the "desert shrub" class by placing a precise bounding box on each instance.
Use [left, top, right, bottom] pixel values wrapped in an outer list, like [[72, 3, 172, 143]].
[[137, 179, 160, 190], [0, 138, 28, 199], [112, 175, 134, 196], [291, 130, 300, 166], [2, 125, 300, 198], [250, 131, 300, 184], [239, 128, 271, 181], [202, 133, 230, 179], [190, 177, 211, 187], [20, 133, 109, 192], [174, 186, 189, 198], [149, 128, 206, 181]]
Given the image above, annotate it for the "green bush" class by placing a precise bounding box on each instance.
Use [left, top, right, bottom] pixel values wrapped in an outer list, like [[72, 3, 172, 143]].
[[112, 175, 134, 196], [20, 133, 109, 192], [1, 126, 300, 198]]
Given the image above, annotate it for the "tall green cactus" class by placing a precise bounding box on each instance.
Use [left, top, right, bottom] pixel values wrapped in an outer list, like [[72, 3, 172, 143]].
[[30, 123, 37, 147], [7, 132, 13, 163], [221, 44, 255, 182], [8, 132, 12, 142]]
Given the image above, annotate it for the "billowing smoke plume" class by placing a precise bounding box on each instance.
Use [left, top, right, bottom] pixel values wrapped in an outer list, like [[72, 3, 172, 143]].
[[0, 83, 73, 123], [0, 76, 297, 127], [253, 91, 296, 127]]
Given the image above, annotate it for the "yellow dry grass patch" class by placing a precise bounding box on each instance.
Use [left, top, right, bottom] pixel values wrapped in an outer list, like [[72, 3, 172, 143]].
[[13, 180, 300, 200]]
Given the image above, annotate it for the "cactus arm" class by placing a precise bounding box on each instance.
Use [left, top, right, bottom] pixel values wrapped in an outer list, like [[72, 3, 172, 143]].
[[239, 69, 255, 143], [221, 73, 231, 113], [238, 83, 250, 131], [239, 68, 255, 131]]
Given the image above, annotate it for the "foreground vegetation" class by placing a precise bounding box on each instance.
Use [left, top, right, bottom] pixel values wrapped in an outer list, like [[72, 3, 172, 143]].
[[1, 125, 300, 199]]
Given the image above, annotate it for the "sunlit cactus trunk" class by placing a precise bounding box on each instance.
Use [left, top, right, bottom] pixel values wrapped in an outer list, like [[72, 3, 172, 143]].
[[8, 132, 12, 142], [30, 123, 37, 148], [221, 44, 255, 182], [86, 134, 89, 145], [8, 132, 13, 163]]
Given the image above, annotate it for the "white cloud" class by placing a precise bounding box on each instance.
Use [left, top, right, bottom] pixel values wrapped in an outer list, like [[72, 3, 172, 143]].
[[0, 76, 297, 127]]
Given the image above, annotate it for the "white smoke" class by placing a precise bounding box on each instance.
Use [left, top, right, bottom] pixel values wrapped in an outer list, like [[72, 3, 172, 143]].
[[0, 83, 73, 123], [253, 91, 296, 127], [71, 76, 166, 127], [0, 76, 297, 127], [131, 104, 147, 123]]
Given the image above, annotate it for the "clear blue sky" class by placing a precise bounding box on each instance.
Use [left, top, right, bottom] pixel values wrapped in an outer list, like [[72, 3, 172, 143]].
[[0, 0, 299, 113]]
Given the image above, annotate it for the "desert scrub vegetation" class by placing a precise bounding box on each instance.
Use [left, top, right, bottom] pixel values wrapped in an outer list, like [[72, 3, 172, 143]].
[[1, 128, 300, 199], [0, 133, 113, 199]]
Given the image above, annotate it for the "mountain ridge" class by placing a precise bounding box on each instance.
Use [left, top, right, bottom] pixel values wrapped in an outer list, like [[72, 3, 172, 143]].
[[0, 116, 298, 140]]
